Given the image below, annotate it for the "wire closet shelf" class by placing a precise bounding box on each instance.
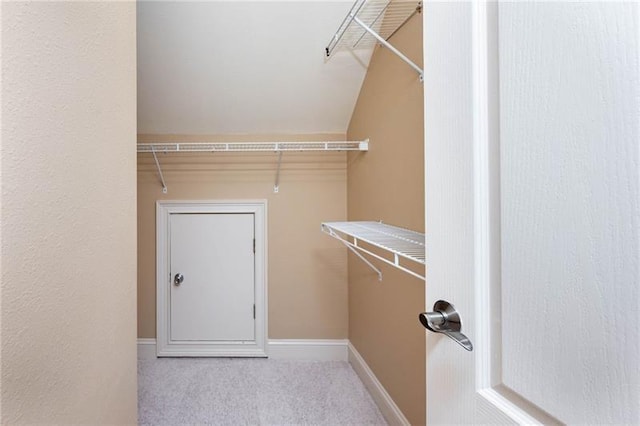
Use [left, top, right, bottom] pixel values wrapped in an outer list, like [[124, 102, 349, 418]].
[[325, 0, 423, 80], [137, 141, 369, 153], [137, 140, 369, 194], [321, 221, 425, 281]]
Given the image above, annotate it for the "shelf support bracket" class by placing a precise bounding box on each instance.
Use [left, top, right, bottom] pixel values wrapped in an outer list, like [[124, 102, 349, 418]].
[[351, 14, 424, 82], [321, 222, 426, 281], [274, 151, 283, 193], [323, 226, 383, 281], [151, 146, 168, 194], [343, 238, 383, 281]]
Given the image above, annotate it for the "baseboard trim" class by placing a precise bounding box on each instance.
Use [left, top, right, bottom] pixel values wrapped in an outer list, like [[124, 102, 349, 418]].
[[348, 342, 410, 426], [137, 338, 157, 360], [138, 338, 349, 361], [268, 339, 348, 361]]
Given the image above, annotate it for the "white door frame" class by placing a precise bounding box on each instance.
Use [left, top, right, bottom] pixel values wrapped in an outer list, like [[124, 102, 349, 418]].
[[156, 200, 267, 357]]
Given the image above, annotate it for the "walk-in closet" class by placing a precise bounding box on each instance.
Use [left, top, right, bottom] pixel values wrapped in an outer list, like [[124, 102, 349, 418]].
[[136, 0, 425, 423], [3, 0, 638, 424]]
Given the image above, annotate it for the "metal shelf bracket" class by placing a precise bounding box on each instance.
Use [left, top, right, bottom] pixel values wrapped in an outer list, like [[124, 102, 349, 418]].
[[351, 14, 423, 82], [326, 226, 383, 280], [151, 146, 168, 194], [274, 151, 283, 193]]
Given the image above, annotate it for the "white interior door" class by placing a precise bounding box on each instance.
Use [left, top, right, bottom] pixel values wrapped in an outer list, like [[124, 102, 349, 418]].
[[424, 1, 639, 424], [170, 213, 255, 342], [156, 201, 267, 357]]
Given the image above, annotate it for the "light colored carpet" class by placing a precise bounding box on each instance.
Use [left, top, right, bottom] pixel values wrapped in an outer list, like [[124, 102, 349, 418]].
[[138, 358, 388, 425]]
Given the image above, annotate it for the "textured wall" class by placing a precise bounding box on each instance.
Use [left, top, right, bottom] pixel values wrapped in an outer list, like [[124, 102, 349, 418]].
[[346, 15, 425, 426], [1, 2, 137, 423], [137, 134, 348, 339]]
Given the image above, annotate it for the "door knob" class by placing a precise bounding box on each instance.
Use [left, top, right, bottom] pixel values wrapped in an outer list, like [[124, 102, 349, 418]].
[[174, 273, 184, 286], [419, 300, 473, 351]]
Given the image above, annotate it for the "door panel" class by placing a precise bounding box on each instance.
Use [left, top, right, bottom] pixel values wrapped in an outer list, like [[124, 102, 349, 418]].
[[498, 3, 639, 422], [170, 213, 255, 342], [424, 1, 639, 424]]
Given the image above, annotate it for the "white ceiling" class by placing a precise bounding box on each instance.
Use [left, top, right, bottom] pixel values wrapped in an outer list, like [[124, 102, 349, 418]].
[[137, 1, 372, 135]]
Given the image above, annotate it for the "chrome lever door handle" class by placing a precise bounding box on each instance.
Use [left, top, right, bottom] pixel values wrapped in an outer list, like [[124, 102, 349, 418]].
[[419, 300, 473, 351]]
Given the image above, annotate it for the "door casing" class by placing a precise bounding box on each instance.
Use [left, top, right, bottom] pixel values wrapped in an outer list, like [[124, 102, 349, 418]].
[[156, 200, 267, 357]]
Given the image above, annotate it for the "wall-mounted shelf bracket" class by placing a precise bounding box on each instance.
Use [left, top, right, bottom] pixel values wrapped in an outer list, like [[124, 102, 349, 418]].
[[325, 0, 424, 82], [151, 146, 168, 194], [338, 234, 383, 281], [274, 151, 283, 193], [321, 221, 425, 281]]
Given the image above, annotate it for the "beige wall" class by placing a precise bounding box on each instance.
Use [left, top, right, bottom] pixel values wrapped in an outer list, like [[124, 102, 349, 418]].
[[137, 134, 348, 339], [346, 15, 425, 426], [1, 2, 137, 424]]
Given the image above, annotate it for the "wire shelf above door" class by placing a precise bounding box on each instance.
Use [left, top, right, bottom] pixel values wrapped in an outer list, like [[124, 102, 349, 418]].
[[137, 140, 368, 194], [321, 221, 425, 281], [325, 0, 423, 80], [137, 141, 369, 153]]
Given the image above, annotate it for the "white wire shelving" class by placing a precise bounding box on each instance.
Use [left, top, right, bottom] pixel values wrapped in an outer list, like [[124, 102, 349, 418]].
[[137, 141, 369, 153], [137, 140, 369, 194], [325, 0, 423, 81], [321, 221, 425, 281]]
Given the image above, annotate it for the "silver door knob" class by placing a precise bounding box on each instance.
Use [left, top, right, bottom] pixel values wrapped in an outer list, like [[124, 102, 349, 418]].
[[419, 300, 473, 351], [174, 273, 184, 286]]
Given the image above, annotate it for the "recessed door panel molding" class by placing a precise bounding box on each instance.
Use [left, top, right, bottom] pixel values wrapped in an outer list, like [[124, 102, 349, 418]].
[[156, 200, 267, 357], [170, 213, 255, 342]]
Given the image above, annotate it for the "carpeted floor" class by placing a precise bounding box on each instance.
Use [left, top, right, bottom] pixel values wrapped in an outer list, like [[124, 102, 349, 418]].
[[138, 358, 387, 425]]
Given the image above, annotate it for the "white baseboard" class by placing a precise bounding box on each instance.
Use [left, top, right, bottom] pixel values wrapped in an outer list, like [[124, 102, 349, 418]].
[[348, 342, 410, 426], [267, 339, 348, 361], [137, 338, 157, 360], [138, 338, 348, 361]]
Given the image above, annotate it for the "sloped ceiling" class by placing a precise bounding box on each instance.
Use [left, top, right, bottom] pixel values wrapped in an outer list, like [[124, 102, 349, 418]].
[[137, 1, 372, 135]]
